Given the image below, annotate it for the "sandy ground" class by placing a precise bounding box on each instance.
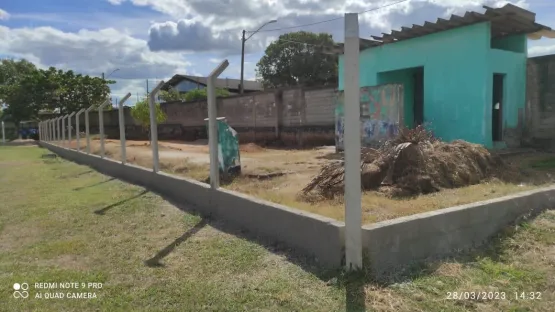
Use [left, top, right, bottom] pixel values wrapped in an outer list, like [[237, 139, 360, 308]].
[[53, 138, 555, 223], [62, 138, 336, 176]]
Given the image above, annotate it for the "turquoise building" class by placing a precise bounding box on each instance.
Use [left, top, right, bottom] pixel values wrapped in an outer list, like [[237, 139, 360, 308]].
[[338, 4, 554, 148]]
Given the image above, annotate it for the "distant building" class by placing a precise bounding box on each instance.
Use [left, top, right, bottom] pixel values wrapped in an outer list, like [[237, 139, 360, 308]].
[[162, 74, 263, 95]]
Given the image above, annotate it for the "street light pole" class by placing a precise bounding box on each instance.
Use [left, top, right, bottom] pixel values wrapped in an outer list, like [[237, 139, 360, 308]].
[[240, 20, 277, 94], [240, 30, 246, 94]]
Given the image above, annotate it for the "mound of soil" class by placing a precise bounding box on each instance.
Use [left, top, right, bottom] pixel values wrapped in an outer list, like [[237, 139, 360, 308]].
[[300, 127, 511, 199], [240, 143, 265, 153]]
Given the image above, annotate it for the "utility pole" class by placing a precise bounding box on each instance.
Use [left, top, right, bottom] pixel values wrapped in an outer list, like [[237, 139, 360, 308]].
[[240, 20, 277, 95], [146, 79, 149, 94], [102, 72, 104, 80], [240, 30, 246, 94]]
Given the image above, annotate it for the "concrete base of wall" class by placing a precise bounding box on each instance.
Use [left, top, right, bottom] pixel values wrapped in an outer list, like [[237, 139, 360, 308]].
[[38, 142, 345, 268], [363, 185, 555, 279]]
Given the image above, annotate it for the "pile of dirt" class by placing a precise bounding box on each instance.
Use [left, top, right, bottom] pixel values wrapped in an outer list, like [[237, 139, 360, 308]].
[[300, 126, 511, 199], [240, 143, 265, 153]]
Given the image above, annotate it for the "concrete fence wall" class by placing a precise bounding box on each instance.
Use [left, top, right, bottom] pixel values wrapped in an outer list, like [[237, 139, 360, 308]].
[[363, 186, 555, 278], [36, 86, 338, 147], [161, 86, 337, 146], [525, 54, 555, 151]]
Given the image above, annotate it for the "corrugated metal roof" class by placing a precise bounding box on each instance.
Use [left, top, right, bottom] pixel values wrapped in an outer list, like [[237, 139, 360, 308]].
[[335, 4, 553, 53], [163, 74, 263, 92]]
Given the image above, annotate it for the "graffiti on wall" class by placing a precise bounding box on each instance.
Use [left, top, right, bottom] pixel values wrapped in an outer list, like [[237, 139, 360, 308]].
[[335, 84, 404, 150]]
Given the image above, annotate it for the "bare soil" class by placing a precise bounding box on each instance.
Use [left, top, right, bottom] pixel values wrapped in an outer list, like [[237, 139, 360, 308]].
[[55, 138, 555, 224]]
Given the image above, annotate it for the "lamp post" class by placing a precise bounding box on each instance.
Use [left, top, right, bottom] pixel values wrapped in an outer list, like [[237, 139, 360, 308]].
[[102, 68, 120, 80], [240, 20, 277, 94]]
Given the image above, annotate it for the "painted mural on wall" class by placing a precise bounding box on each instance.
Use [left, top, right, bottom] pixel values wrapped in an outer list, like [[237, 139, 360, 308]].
[[335, 84, 404, 150]]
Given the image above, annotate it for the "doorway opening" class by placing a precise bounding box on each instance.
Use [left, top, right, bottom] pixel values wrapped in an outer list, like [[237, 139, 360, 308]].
[[413, 67, 424, 126], [492, 74, 504, 142]]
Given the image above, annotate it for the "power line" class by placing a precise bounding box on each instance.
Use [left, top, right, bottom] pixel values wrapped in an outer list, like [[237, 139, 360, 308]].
[[253, 0, 410, 33]]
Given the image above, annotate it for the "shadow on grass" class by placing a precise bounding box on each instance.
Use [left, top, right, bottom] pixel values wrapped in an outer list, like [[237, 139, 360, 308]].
[[74, 177, 116, 191], [144, 219, 209, 268], [60, 170, 94, 179], [153, 196, 365, 308], [94, 190, 149, 215]]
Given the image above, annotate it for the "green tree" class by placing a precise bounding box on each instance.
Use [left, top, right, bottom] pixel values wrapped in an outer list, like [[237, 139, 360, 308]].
[[39, 68, 112, 114], [184, 88, 230, 101], [0, 59, 41, 128], [256, 31, 338, 88], [130, 97, 167, 142], [0, 59, 113, 129], [159, 88, 187, 102]]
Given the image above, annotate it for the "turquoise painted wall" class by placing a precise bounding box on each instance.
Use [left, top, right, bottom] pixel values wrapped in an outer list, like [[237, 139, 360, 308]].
[[338, 22, 527, 147], [488, 35, 527, 129]]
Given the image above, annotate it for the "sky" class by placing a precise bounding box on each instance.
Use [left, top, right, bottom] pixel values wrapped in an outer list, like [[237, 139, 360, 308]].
[[1, 0, 555, 105]]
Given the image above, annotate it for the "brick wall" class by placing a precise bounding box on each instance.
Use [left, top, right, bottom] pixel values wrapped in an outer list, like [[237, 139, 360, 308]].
[[525, 54, 555, 150], [158, 86, 337, 147]]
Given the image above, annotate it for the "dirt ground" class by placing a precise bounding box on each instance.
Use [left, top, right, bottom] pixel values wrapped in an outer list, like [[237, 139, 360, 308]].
[[56, 138, 555, 224]]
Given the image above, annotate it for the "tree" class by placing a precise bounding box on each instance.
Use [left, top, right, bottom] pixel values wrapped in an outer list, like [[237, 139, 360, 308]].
[[159, 88, 187, 102], [38, 67, 112, 114], [256, 31, 338, 88], [0, 59, 113, 128], [0, 59, 41, 127], [130, 97, 167, 142], [184, 88, 230, 101]]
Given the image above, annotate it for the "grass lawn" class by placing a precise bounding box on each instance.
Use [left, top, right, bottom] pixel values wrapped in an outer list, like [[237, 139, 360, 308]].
[[0, 145, 553, 311]]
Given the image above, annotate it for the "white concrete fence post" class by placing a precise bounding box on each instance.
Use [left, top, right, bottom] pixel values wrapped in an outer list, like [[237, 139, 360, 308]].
[[149, 81, 165, 173], [49, 119, 54, 142], [62, 115, 67, 145], [118, 93, 132, 164], [207, 60, 229, 189], [344, 13, 363, 271], [98, 99, 111, 158], [67, 112, 76, 147], [85, 104, 95, 154], [2, 121, 6, 144], [56, 116, 62, 144], [75, 108, 85, 152]]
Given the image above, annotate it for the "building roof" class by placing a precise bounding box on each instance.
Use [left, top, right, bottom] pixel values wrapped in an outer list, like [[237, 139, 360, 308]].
[[334, 4, 555, 53], [163, 74, 263, 92]]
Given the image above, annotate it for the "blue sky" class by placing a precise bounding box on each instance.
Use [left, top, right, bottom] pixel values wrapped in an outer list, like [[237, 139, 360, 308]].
[[1, 0, 554, 105]]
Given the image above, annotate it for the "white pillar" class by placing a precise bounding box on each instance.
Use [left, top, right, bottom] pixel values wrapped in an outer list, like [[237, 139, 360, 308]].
[[50, 119, 54, 142], [68, 112, 76, 147], [75, 109, 85, 152], [1, 121, 5, 144], [98, 100, 110, 158], [149, 81, 165, 172], [85, 104, 95, 154], [57, 117, 62, 143], [61, 115, 68, 146], [207, 60, 229, 189], [344, 13, 362, 270], [38, 122, 42, 141], [118, 93, 132, 164]]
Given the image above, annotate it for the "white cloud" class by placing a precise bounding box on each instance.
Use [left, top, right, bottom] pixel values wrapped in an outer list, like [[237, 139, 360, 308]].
[[0, 25, 190, 79], [0, 8, 9, 20], [528, 44, 555, 56], [125, 0, 535, 53]]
